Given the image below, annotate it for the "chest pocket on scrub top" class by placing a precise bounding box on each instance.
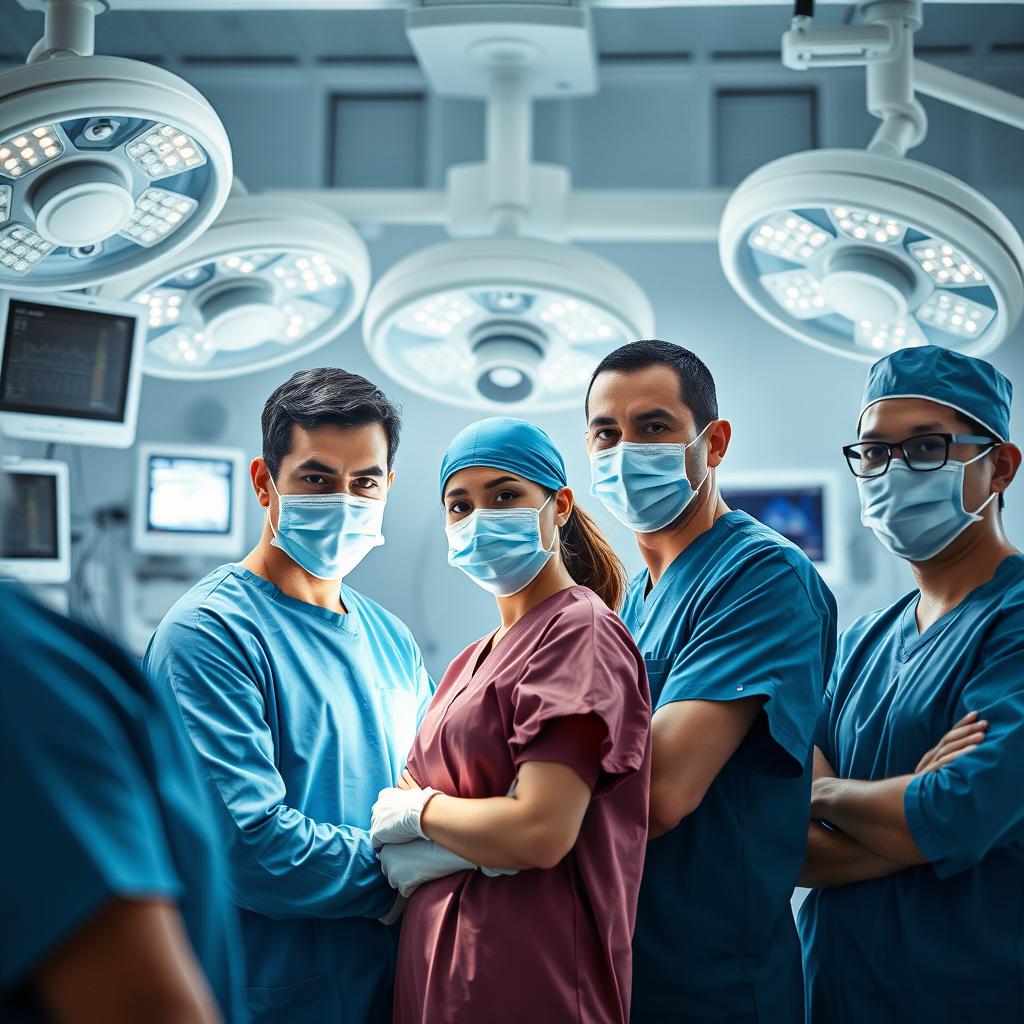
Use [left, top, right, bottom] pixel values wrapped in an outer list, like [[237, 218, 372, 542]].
[[642, 657, 673, 704]]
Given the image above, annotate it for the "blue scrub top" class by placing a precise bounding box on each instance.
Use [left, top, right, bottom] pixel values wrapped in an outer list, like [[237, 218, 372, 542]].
[[799, 554, 1024, 1023], [623, 511, 837, 1024], [144, 564, 433, 1024], [0, 583, 245, 1024]]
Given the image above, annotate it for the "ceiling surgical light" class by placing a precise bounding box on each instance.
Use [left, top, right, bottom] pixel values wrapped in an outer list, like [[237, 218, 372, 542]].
[[719, 147, 1024, 361], [721, 0, 1024, 362], [363, 237, 653, 412], [100, 194, 371, 380], [0, 0, 231, 290]]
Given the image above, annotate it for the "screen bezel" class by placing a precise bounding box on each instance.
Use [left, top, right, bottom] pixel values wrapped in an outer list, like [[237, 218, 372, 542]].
[[132, 443, 247, 556], [0, 457, 70, 585], [0, 291, 146, 449], [717, 469, 846, 585]]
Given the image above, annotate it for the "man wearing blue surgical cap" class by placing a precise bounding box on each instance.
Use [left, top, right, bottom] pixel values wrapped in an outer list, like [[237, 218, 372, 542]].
[[799, 345, 1024, 1023]]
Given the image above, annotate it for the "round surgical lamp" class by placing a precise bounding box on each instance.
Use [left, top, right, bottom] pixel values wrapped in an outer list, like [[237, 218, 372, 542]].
[[101, 195, 371, 379], [719, 149, 1024, 362], [362, 237, 655, 411], [0, 54, 232, 290]]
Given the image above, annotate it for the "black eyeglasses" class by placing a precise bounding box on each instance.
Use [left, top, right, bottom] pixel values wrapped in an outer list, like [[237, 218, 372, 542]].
[[843, 433, 998, 479]]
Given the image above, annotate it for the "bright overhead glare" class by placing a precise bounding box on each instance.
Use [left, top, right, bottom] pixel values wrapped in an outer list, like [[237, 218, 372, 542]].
[[100, 195, 371, 380], [0, 54, 232, 291], [363, 238, 655, 411], [719, 148, 1024, 361]]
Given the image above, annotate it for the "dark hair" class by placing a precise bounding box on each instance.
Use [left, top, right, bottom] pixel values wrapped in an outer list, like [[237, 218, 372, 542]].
[[549, 492, 627, 611], [954, 409, 1006, 512], [586, 339, 719, 431], [261, 367, 402, 480]]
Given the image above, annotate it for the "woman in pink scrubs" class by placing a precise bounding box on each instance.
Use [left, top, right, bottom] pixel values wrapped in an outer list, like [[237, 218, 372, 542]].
[[371, 416, 652, 1024]]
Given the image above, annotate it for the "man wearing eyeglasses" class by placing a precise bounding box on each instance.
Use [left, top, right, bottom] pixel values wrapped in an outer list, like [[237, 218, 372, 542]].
[[798, 344, 1024, 1024]]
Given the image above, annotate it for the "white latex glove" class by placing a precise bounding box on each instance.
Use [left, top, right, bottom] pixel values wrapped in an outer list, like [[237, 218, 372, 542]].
[[370, 785, 439, 849], [378, 840, 518, 898]]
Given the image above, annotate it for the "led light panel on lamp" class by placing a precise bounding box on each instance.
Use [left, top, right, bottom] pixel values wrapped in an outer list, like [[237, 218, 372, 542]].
[[535, 297, 616, 342], [909, 239, 986, 286], [0, 224, 54, 274], [126, 124, 207, 179], [397, 293, 478, 338], [119, 188, 197, 248], [0, 125, 63, 179], [830, 207, 906, 245], [855, 317, 927, 351], [748, 212, 832, 263], [760, 269, 831, 320], [916, 290, 995, 338]]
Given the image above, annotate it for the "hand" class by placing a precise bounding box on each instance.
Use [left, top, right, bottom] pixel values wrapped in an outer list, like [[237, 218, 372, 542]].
[[396, 769, 418, 792], [915, 711, 988, 774], [371, 785, 439, 849], [379, 840, 476, 897], [378, 840, 519, 897]]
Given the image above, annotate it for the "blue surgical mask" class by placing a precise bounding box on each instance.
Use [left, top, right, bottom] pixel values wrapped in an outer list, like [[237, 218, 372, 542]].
[[446, 497, 555, 597], [589, 423, 711, 534], [858, 449, 997, 562], [268, 474, 385, 580]]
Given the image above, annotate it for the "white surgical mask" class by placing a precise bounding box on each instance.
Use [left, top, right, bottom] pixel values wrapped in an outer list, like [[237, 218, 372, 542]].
[[446, 497, 555, 596], [858, 449, 997, 562], [589, 423, 711, 534], [268, 474, 385, 580]]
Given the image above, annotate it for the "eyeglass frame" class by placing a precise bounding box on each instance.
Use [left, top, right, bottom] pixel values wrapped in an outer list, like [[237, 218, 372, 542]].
[[842, 432, 999, 479]]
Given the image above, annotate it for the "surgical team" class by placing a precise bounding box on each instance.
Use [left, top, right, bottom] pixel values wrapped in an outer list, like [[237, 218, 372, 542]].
[[3, 338, 1023, 1024]]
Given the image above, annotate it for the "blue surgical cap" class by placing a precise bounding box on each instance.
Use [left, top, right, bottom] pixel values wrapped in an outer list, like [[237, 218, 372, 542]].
[[439, 417, 568, 498], [859, 345, 1012, 442]]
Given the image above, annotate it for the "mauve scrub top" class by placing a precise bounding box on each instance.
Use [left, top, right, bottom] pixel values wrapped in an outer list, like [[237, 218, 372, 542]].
[[396, 586, 652, 1024]]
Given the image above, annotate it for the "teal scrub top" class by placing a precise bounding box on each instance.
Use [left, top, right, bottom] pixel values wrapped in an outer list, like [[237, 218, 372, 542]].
[[144, 565, 434, 1024], [799, 554, 1024, 1023], [0, 583, 245, 1024], [623, 511, 837, 1024]]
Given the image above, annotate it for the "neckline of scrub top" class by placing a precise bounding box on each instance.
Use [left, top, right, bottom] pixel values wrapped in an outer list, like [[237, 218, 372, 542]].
[[639, 510, 748, 613], [898, 552, 1024, 657], [469, 584, 593, 681], [227, 564, 362, 636]]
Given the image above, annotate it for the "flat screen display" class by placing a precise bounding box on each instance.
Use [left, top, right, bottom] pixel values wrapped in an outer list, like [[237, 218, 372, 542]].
[[146, 455, 234, 536], [721, 485, 827, 563], [0, 298, 135, 422], [0, 472, 58, 559]]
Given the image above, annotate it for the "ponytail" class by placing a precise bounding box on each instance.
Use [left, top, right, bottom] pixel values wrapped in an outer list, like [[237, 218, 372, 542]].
[[558, 504, 627, 611]]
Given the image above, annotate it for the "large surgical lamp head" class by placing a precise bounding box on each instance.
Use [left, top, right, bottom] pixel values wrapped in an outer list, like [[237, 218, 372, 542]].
[[0, 0, 232, 290], [721, 0, 1024, 361], [719, 148, 1024, 361], [363, 237, 654, 411], [100, 194, 371, 379]]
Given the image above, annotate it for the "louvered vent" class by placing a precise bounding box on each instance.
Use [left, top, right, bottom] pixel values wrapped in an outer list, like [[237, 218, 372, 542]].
[[715, 88, 818, 187], [330, 94, 425, 187]]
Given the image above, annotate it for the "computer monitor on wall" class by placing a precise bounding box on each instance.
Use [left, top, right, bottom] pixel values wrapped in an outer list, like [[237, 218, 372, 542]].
[[133, 444, 247, 557], [0, 291, 146, 448], [0, 457, 70, 584], [718, 470, 846, 585]]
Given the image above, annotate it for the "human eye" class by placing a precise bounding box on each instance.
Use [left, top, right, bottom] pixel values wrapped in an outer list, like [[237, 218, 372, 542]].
[[448, 500, 471, 515], [494, 490, 520, 504], [352, 477, 379, 492], [302, 474, 329, 486], [642, 422, 668, 435]]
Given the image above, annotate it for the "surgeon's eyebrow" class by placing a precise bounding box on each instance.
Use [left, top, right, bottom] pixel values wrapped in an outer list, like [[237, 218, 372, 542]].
[[860, 421, 946, 440], [633, 407, 679, 424], [349, 464, 385, 478], [444, 475, 520, 500], [294, 459, 340, 475]]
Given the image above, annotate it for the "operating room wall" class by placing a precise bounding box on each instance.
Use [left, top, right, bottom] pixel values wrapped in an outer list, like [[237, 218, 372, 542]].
[[29, 52, 1024, 676]]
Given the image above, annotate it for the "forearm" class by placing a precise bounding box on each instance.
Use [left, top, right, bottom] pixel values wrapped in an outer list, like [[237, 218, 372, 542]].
[[420, 793, 565, 871], [811, 776, 926, 865], [799, 821, 904, 888], [229, 808, 393, 919]]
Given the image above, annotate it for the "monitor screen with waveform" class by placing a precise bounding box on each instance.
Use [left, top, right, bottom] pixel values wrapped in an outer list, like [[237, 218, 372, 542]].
[[0, 298, 135, 422], [0, 472, 58, 559]]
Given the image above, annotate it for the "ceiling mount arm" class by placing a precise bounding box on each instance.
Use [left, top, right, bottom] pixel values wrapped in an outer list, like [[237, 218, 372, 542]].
[[913, 59, 1024, 133], [27, 0, 108, 63]]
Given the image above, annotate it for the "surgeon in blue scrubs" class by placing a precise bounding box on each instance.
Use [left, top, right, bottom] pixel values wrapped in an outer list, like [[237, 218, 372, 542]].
[[586, 340, 837, 1023], [799, 345, 1024, 1022], [145, 367, 434, 1024], [1, 494, 244, 1019]]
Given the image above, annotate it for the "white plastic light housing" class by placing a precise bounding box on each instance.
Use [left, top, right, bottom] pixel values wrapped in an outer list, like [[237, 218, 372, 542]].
[[0, 54, 232, 291], [719, 149, 1024, 361], [363, 238, 655, 411], [100, 195, 371, 380]]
